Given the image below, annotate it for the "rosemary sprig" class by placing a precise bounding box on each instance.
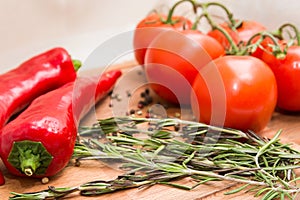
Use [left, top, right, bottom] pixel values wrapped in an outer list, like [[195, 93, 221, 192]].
[[9, 116, 300, 200]]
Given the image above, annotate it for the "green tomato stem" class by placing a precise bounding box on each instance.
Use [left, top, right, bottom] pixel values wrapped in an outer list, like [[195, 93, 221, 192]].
[[164, 0, 197, 25], [277, 23, 300, 46], [246, 31, 286, 59], [191, 13, 204, 30], [202, 1, 237, 28], [199, 3, 239, 54]]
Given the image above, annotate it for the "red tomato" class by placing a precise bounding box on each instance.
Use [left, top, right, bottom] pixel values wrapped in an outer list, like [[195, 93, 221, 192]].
[[207, 20, 266, 50], [261, 45, 300, 111], [191, 56, 277, 132], [133, 13, 192, 65], [144, 29, 225, 105]]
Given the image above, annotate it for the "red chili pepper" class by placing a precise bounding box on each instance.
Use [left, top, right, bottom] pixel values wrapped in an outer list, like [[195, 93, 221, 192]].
[[0, 70, 122, 178], [0, 47, 79, 185], [0, 170, 4, 186], [0, 47, 80, 129]]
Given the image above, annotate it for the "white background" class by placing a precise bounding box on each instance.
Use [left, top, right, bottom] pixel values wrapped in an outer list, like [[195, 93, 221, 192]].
[[1, 0, 300, 72], [0, 0, 161, 72]]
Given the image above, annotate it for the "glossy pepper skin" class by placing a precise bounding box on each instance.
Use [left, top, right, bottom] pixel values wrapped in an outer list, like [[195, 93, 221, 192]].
[[0, 170, 4, 186], [0, 47, 78, 185], [0, 47, 78, 129], [0, 70, 122, 178]]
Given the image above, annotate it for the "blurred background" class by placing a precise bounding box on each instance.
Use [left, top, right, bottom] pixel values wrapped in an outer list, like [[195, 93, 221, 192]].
[[0, 0, 161, 71], [1, 0, 300, 71]]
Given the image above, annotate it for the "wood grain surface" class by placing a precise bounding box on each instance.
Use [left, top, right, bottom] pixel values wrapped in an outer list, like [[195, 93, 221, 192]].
[[1, 61, 300, 199]]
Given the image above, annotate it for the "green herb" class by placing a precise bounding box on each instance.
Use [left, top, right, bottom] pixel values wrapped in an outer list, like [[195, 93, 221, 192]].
[[9, 117, 300, 200]]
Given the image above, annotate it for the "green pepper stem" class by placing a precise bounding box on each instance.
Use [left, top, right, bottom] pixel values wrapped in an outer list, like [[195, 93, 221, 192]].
[[8, 140, 53, 176], [19, 150, 41, 176], [24, 168, 34, 176], [72, 59, 82, 71]]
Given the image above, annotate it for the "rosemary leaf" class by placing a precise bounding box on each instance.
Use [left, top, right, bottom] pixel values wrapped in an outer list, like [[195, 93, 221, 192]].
[[224, 183, 250, 195]]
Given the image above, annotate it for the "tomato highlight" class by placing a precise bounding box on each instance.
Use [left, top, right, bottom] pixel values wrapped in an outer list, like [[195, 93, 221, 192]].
[[144, 29, 225, 105], [262, 45, 300, 112], [191, 56, 277, 132]]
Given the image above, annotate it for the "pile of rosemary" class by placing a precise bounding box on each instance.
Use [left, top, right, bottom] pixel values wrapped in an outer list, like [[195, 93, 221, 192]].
[[10, 117, 300, 200]]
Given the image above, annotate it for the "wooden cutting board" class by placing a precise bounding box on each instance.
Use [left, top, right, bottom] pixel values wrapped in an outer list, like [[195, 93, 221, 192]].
[[1, 61, 300, 199]]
